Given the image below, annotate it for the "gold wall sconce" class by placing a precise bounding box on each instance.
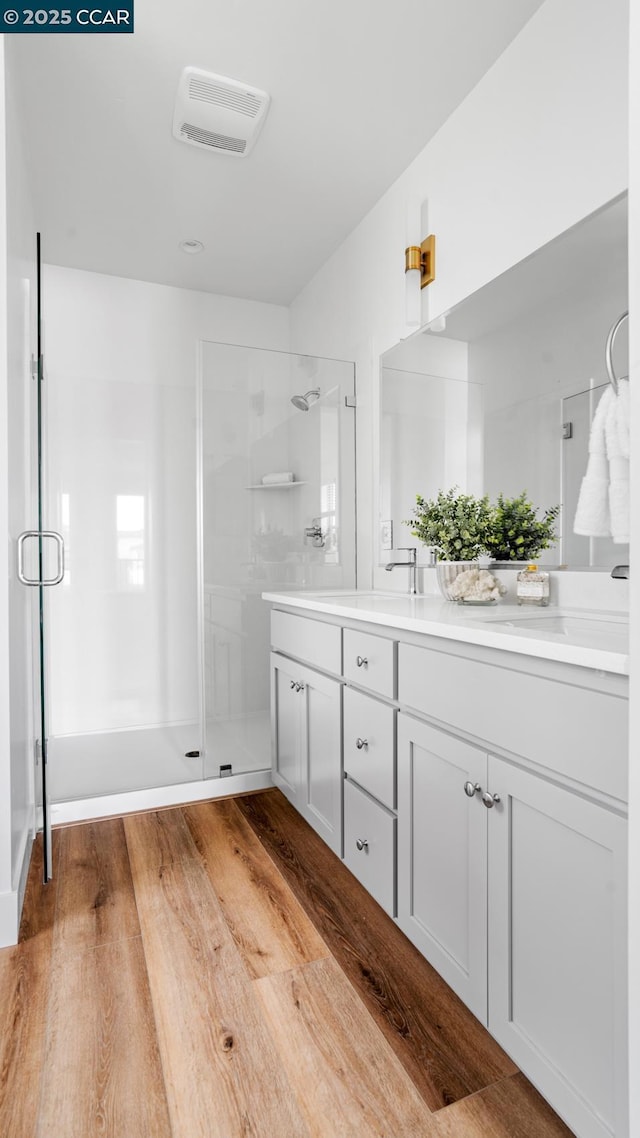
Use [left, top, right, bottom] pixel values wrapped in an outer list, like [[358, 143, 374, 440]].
[[404, 234, 436, 288]]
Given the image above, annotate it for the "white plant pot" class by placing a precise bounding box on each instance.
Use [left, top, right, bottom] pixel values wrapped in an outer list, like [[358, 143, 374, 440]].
[[435, 561, 479, 600]]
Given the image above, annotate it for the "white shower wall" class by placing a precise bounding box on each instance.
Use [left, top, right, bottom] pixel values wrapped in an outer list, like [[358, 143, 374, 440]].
[[43, 265, 289, 799]]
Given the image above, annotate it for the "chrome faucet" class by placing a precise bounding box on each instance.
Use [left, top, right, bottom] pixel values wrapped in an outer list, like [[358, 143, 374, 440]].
[[385, 547, 418, 595], [611, 564, 630, 579]]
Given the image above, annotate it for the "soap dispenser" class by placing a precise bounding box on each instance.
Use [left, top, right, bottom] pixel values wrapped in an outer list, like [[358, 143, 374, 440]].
[[516, 563, 549, 606]]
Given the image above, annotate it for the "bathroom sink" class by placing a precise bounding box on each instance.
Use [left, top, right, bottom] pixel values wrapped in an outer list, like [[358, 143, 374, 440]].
[[488, 612, 628, 650]]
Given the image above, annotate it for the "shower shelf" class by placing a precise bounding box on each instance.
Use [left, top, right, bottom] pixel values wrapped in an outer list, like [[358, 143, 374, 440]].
[[245, 481, 308, 489]]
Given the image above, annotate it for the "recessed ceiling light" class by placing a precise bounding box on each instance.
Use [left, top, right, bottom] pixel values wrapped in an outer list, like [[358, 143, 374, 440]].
[[179, 239, 204, 255]]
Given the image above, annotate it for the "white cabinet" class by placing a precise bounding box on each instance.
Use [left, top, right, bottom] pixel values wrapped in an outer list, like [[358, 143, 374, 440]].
[[343, 628, 396, 697], [344, 779, 396, 916], [271, 609, 342, 673], [397, 711, 628, 1138], [488, 757, 628, 1138], [397, 714, 488, 1021], [342, 639, 398, 918], [271, 653, 303, 803], [269, 602, 629, 1138], [271, 652, 342, 856], [343, 687, 395, 809], [398, 642, 628, 802]]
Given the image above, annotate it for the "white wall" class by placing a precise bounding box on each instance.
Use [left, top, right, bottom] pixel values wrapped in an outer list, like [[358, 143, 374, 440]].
[[0, 38, 12, 937], [0, 40, 38, 947], [627, 0, 639, 1129], [289, 0, 629, 591]]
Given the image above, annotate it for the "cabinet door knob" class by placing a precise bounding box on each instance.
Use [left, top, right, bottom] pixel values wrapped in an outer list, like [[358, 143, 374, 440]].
[[355, 838, 369, 852], [290, 680, 296, 689], [356, 655, 368, 668], [355, 738, 369, 750], [295, 682, 304, 693], [464, 781, 481, 798], [482, 791, 501, 809]]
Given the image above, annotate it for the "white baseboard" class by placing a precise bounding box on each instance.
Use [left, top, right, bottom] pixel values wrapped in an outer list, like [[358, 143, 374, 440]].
[[51, 769, 273, 826], [0, 890, 20, 949], [0, 823, 35, 949], [15, 824, 34, 922]]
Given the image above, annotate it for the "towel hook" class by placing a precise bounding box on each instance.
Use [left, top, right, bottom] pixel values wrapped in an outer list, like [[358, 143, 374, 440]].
[[605, 311, 628, 395]]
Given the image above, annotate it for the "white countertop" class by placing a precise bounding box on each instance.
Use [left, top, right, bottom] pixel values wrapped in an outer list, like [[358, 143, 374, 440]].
[[262, 590, 629, 676]]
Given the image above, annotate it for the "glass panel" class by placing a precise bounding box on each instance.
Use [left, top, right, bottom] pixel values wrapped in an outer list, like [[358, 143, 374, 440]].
[[36, 233, 52, 879], [200, 342, 356, 780], [46, 339, 202, 800]]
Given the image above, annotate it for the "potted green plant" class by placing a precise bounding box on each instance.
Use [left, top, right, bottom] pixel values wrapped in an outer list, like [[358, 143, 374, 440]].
[[485, 492, 560, 563], [406, 488, 492, 598]]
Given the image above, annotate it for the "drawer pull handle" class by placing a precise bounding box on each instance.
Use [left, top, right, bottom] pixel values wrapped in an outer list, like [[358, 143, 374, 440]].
[[356, 655, 368, 668], [355, 738, 369, 751], [464, 781, 481, 798], [482, 791, 501, 809], [355, 838, 369, 852], [290, 680, 296, 689], [295, 682, 304, 693]]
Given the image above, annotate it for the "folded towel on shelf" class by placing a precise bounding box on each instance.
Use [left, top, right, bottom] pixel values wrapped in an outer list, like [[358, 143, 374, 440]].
[[261, 472, 295, 485], [573, 385, 613, 537]]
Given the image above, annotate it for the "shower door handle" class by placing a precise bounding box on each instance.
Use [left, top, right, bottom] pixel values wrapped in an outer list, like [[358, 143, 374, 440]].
[[17, 531, 65, 586]]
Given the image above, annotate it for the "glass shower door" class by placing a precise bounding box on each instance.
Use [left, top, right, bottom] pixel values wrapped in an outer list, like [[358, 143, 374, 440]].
[[199, 342, 356, 780], [17, 235, 64, 879], [43, 275, 203, 803]]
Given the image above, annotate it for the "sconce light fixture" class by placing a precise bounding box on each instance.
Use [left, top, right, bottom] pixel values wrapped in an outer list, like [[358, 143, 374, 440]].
[[404, 234, 436, 289]]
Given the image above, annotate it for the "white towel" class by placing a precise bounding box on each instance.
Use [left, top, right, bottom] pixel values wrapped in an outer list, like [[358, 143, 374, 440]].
[[615, 378, 630, 459], [261, 472, 294, 485], [606, 379, 630, 543], [573, 379, 630, 542], [573, 386, 613, 537]]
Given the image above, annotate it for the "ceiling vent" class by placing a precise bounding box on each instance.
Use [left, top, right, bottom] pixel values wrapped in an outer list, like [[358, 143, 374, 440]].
[[172, 68, 270, 158]]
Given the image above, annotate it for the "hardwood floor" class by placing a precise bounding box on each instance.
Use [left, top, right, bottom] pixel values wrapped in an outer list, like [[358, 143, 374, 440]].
[[0, 789, 576, 1137]]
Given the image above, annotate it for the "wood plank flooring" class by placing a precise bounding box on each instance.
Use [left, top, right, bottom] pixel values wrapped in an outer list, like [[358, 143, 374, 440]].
[[0, 789, 576, 1137]]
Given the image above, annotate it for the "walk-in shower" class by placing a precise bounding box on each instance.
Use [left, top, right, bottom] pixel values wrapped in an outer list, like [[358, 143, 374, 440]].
[[44, 338, 355, 809]]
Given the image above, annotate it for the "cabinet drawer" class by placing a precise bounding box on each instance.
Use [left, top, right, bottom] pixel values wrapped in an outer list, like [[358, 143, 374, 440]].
[[343, 687, 396, 809], [398, 643, 628, 802], [343, 629, 395, 697], [343, 779, 396, 916], [271, 610, 341, 675]]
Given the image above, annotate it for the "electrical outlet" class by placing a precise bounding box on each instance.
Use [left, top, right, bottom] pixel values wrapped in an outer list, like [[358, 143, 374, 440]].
[[380, 519, 393, 550]]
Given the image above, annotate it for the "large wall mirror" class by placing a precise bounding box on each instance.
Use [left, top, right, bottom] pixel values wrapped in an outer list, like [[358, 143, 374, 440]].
[[379, 194, 628, 570]]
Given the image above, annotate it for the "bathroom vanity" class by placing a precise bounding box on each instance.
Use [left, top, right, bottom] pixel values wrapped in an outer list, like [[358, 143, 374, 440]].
[[265, 589, 629, 1138]]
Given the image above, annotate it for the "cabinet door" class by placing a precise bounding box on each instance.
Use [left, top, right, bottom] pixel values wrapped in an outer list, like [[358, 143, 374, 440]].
[[270, 653, 302, 805], [488, 757, 628, 1138], [299, 662, 343, 857], [397, 714, 488, 1022]]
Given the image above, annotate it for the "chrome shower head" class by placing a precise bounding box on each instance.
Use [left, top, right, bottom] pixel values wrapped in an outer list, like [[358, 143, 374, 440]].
[[290, 388, 320, 411]]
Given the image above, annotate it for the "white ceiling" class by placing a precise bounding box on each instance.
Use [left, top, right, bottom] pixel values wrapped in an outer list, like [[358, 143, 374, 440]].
[[9, 0, 543, 305]]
